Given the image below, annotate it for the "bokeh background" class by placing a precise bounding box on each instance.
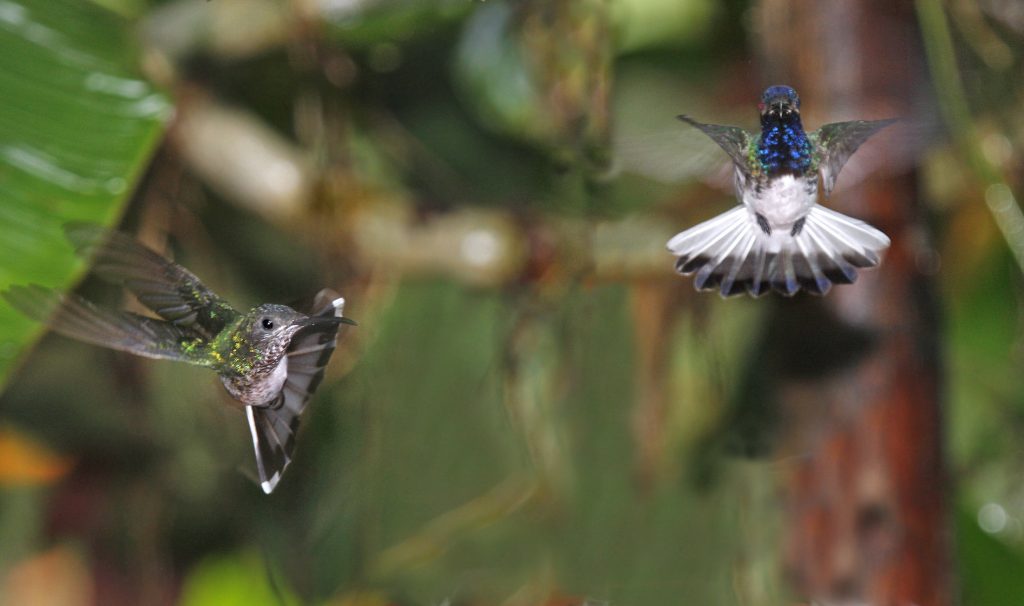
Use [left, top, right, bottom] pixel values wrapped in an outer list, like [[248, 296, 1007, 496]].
[[1, 0, 1023, 604]]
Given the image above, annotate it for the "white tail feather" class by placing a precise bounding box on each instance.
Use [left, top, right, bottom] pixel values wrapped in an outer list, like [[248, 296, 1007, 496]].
[[667, 204, 890, 297]]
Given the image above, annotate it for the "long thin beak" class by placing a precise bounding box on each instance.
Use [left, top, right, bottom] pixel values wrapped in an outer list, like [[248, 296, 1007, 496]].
[[301, 316, 358, 329]]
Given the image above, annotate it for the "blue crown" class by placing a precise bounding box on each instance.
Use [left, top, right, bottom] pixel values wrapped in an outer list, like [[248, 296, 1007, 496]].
[[762, 85, 800, 108]]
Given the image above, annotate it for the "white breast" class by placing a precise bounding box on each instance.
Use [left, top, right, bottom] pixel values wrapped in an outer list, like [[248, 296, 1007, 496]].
[[742, 174, 817, 228], [260, 356, 289, 403]]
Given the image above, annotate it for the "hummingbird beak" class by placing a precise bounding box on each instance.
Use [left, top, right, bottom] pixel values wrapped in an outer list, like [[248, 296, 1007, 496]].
[[301, 315, 358, 329], [767, 99, 797, 116]]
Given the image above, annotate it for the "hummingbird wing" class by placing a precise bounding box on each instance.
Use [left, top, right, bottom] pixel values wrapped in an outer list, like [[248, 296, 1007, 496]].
[[813, 119, 898, 198], [676, 115, 754, 171], [246, 290, 354, 493], [614, 124, 736, 189], [64, 223, 239, 339], [2, 284, 202, 362]]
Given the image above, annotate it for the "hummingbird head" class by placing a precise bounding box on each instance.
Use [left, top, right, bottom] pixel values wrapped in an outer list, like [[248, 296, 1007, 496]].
[[758, 85, 800, 120], [242, 304, 309, 356], [240, 303, 350, 357], [755, 85, 811, 175]]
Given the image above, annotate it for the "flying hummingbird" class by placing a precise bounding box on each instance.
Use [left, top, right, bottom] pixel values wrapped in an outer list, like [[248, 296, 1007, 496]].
[[667, 85, 895, 297], [2, 224, 356, 494]]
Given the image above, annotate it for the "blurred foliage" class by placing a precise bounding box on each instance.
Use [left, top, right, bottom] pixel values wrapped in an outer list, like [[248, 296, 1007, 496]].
[[956, 504, 1024, 606], [0, 426, 73, 484], [0, 0, 168, 386], [178, 551, 299, 606], [0, 0, 1023, 604]]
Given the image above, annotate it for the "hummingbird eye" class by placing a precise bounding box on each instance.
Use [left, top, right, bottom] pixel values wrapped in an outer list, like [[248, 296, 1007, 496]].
[[261, 318, 274, 330]]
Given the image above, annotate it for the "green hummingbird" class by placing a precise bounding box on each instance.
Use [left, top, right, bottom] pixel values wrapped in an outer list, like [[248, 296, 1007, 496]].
[[2, 223, 356, 494]]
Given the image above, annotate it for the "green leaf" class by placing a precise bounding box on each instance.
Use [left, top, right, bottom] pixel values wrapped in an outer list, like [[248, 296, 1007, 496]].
[[0, 0, 169, 388]]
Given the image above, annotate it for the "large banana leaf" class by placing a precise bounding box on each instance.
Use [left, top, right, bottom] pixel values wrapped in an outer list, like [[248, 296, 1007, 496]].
[[0, 0, 168, 388]]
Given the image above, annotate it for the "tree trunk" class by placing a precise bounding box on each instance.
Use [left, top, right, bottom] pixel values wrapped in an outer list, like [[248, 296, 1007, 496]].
[[757, 1, 955, 604]]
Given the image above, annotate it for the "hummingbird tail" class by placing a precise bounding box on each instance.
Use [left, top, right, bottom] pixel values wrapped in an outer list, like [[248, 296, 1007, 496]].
[[246, 405, 297, 494], [667, 205, 890, 297], [245, 290, 351, 494]]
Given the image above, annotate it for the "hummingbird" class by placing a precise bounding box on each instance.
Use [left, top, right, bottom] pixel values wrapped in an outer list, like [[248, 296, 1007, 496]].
[[2, 223, 356, 494], [667, 85, 895, 297]]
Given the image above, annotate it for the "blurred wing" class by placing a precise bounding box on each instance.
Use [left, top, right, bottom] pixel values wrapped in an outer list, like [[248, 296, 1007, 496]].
[[676, 116, 753, 171], [245, 289, 354, 494], [813, 119, 898, 197], [612, 128, 735, 189], [2, 284, 199, 362], [64, 223, 238, 338], [822, 117, 934, 195]]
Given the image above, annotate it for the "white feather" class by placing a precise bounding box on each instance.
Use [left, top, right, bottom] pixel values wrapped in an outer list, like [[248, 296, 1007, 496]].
[[666, 202, 890, 297]]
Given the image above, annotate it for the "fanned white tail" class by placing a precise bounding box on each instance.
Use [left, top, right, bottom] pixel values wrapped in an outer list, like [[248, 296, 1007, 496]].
[[667, 205, 890, 297]]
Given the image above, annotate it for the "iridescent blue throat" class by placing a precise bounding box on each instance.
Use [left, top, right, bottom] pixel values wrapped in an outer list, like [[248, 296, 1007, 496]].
[[756, 114, 812, 176]]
